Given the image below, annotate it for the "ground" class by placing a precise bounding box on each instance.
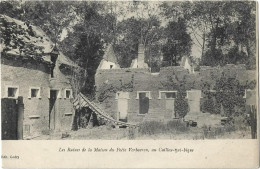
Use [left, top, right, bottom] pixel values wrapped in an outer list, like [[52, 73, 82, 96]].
[[31, 125, 251, 140]]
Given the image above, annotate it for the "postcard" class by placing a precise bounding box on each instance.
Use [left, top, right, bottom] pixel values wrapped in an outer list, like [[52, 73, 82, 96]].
[[1, 1, 259, 168]]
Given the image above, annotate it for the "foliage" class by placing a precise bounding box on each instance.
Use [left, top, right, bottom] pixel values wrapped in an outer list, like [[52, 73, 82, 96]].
[[0, 16, 44, 57], [159, 71, 190, 118], [0, 1, 257, 100], [74, 33, 103, 96], [215, 76, 246, 117], [161, 1, 256, 68], [60, 2, 109, 97], [0, 1, 76, 44], [174, 89, 189, 118], [201, 49, 224, 66], [114, 17, 141, 67], [200, 71, 256, 115], [1, 1, 256, 70], [72, 107, 99, 130], [201, 96, 216, 114], [195, 1, 256, 68], [138, 120, 189, 135], [97, 78, 134, 102], [115, 15, 163, 68], [162, 18, 192, 66], [0, 1, 22, 19]]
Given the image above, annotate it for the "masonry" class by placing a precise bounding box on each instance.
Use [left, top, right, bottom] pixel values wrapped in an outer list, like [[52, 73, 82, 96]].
[[95, 44, 257, 125], [1, 15, 78, 138], [1, 53, 76, 137]]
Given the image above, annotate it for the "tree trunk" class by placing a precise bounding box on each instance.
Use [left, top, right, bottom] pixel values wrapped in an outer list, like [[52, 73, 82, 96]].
[[201, 29, 206, 57]]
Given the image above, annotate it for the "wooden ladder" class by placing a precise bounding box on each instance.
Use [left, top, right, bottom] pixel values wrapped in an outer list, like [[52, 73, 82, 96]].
[[73, 93, 138, 127]]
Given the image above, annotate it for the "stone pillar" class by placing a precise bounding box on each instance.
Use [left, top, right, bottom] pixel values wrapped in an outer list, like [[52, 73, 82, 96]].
[[17, 96, 24, 140]]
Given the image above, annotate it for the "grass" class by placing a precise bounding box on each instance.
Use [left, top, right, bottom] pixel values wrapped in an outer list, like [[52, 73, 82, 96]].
[[34, 115, 252, 140], [200, 120, 249, 139], [134, 117, 251, 139], [137, 120, 189, 136], [127, 127, 137, 140]]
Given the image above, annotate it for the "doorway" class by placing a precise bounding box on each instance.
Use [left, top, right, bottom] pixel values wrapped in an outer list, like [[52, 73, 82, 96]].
[[49, 90, 58, 130], [163, 92, 177, 118], [139, 92, 149, 114], [117, 92, 129, 122]]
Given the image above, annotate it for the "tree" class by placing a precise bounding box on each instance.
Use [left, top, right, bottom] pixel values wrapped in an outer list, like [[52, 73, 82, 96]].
[[162, 18, 192, 66], [188, 1, 256, 68], [114, 17, 140, 67], [12, 1, 76, 44], [227, 1, 256, 69], [115, 15, 163, 68], [161, 1, 256, 68], [113, 1, 165, 68], [63, 2, 108, 98], [74, 33, 103, 98], [0, 1, 22, 19]]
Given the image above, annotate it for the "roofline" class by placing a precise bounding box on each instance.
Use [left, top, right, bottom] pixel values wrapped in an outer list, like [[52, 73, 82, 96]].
[[1, 52, 54, 67]]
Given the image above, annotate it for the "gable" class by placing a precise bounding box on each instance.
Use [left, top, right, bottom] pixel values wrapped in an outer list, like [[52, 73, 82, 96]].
[[103, 44, 118, 63], [98, 59, 119, 69]]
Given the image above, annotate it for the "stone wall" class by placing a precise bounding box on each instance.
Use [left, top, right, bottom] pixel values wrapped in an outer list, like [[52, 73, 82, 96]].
[[50, 59, 74, 131], [1, 56, 74, 137], [95, 64, 257, 124], [95, 67, 190, 123]]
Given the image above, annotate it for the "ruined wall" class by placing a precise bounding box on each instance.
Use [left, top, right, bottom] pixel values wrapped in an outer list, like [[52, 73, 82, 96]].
[[95, 64, 256, 124], [95, 67, 190, 123], [199, 64, 256, 115], [95, 68, 136, 119], [50, 59, 74, 131], [1, 57, 74, 137], [1, 58, 51, 136], [199, 64, 253, 90]]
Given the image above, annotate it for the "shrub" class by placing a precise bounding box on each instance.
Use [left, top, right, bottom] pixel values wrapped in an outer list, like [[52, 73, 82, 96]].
[[200, 87, 223, 114], [174, 91, 189, 118], [201, 96, 215, 113], [166, 120, 188, 132], [138, 121, 166, 135], [215, 76, 246, 117], [233, 115, 249, 131]]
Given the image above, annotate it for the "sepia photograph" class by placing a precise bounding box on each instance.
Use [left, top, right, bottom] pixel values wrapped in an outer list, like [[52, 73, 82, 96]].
[[0, 0, 258, 141]]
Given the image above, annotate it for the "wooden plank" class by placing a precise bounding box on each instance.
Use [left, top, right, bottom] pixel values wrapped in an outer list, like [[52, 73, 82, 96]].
[[73, 97, 79, 104], [77, 92, 139, 128], [73, 100, 79, 106], [80, 101, 88, 107]]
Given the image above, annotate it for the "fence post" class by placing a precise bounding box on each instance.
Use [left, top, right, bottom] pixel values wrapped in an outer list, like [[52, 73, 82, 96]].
[[17, 96, 24, 140], [250, 105, 257, 139]]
